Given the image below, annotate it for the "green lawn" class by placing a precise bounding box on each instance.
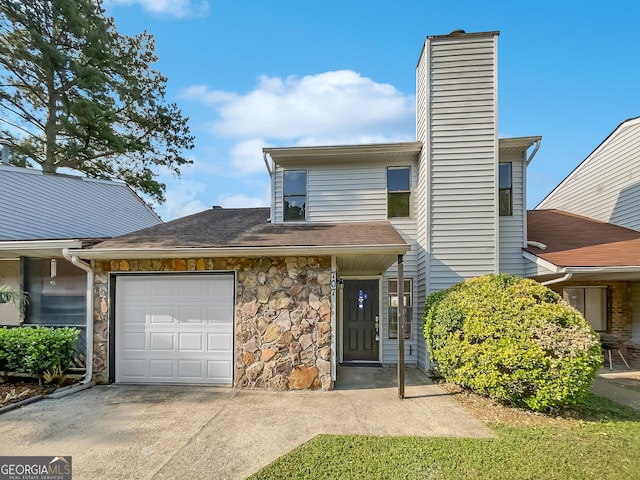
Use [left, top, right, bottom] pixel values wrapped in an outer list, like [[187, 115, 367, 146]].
[[249, 394, 640, 480]]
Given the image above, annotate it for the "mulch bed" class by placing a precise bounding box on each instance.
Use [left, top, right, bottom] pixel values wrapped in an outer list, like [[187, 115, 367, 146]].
[[0, 377, 51, 408]]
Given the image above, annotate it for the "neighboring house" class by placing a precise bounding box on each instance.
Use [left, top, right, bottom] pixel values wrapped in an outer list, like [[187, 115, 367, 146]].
[[0, 162, 161, 347], [527, 117, 640, 366], [537, 116, 640, 231], [66, 30, 544, 389]]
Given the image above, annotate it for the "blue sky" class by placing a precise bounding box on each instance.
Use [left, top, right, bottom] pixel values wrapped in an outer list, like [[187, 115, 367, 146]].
[[104, 0, 640, 220]]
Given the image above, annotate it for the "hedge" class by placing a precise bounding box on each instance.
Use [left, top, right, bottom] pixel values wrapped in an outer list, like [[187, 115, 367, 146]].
[[423, 274, 603, 412], [0, 326, 79, 378]]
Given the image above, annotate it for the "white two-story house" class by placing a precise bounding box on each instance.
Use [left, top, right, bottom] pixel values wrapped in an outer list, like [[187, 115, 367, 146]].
[[67, 30, 542, 389]]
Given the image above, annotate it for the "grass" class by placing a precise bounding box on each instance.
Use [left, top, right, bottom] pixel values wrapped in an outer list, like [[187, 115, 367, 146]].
[[248, 394, 640, 480]]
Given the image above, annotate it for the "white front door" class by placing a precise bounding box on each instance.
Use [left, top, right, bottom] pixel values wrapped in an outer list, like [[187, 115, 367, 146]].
[[115, 274, 234, 384]]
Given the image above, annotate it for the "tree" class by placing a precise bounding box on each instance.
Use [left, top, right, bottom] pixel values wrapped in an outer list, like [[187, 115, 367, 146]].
[[0, 0, 194, 202]]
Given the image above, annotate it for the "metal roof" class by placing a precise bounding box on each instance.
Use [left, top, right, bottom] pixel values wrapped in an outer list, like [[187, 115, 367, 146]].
[[0, 165, 162, 241]]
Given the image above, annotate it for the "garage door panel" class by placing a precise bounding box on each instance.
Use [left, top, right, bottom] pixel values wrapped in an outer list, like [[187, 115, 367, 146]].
[[208, 360, 232, 380], [149, 359, 174, 378], [208, 333, 233, 351], [150, 305, 175, 324], [115, 275, 234, 385], [123, 332, 146, 350], [149, 332, 174, 351], [179, 332, 203, 351], [178, 305, 205, 323]]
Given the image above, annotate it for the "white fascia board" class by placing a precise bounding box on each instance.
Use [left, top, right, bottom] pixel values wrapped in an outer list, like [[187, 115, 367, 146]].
[[0, 239, 83, 250], [68, 244, 412, 260], [522, 250, 562, 273], [565, 266, 640, 274], [263, 142, 423, 158]]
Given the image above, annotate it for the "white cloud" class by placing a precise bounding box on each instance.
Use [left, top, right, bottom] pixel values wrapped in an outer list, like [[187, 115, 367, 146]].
[[107, 0, 209, 18], [229, 139, 269, 174], [216, 193, 269, 209], [184, 70, 415, 143], [155, 179, 209, 220]]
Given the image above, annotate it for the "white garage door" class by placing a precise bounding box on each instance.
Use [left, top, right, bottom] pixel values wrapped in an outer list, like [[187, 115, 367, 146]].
[[115, 274, 234, 384]]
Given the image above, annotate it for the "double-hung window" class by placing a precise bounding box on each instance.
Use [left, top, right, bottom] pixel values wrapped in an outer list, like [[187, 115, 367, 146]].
[[388, 278, 412, 339], [387, 167, 411, 218], [499, 162, 513, 216], [283, 169, 307, 222]]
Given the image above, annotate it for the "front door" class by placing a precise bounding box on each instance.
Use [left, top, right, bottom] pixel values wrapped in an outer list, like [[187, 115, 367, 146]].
[[342, 279, 379, 362]]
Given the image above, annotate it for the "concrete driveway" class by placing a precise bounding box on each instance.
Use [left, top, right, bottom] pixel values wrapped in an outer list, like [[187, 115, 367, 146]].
[[0, 367, 492, 480]]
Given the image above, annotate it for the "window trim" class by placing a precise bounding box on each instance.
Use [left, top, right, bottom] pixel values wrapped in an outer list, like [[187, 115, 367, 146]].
[[387, 166, 412, 219], [499, 162, 513, 217], [282, 169, 307, 222], [388, 277, 412, 340], [563, 286, 609, 332]]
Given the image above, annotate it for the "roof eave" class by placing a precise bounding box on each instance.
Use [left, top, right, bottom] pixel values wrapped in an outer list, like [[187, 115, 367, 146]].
[[68, 243, 411, 260]]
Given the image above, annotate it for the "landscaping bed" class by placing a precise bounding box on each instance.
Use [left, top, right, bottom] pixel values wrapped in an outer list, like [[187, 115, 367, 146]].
[[0, 376, 50, 407]]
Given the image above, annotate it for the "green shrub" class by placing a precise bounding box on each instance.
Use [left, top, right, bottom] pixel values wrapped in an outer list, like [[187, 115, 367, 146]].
[[423, 274, 603, 412], [0, 326, 79, 378]]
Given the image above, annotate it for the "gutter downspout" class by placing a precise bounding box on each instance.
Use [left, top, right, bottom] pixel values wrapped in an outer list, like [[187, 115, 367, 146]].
[[526, 241, 547, 250], [541, 272, 572, 286], [63, 248, 93, 386]]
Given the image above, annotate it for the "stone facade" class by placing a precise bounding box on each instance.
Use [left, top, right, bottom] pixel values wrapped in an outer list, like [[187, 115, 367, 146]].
[[92, 256, 334, 389]]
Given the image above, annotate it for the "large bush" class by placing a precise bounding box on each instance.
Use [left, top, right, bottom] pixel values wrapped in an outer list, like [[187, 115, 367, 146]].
[[423, 274, 602, 412], [0, 326, 79, 378]]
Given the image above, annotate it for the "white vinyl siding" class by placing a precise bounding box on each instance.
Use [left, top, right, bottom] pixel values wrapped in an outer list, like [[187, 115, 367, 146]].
[[426, 34, 499, 292], [274, 163, 417, 223], [499, 151, 526, 276], [415, 51, 429, 368], [537, 119, 640, 231], [525, 258, 556, 277], [381, 220, 419, 365]]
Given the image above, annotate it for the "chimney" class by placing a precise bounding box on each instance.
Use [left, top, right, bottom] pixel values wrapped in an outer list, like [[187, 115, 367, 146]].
[[416, 30, 500, 287]]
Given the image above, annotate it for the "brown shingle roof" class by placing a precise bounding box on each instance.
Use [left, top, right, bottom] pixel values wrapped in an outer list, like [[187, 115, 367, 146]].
[[526, 209, 640, 267], [91, 207, 407, 250]]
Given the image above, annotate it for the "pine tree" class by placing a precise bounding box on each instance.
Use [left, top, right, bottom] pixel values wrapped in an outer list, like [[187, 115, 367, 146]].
[[0, 0, 194, 202]]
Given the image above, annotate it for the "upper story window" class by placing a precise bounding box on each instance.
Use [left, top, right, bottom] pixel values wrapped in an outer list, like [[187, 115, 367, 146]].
[[283, 169, 307, 222], [387, 167, 411, 218], [499, 162, 513, 216]]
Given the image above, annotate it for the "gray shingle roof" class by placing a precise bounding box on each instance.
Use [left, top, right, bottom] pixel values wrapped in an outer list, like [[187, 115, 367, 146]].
[[0, 165, 161, 241], [92, 207, 407, 250]]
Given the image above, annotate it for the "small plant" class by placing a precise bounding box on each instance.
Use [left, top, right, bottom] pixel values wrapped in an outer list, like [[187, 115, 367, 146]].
[[423, 274, 603, 412], [42, 365, 67, 387], [1, 387, 31, 405]]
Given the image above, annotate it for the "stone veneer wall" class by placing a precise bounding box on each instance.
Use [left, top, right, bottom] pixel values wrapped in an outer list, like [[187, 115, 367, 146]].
[[92, 256, 333, 389]]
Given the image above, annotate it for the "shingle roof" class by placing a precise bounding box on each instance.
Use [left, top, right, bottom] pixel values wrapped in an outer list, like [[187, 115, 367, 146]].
[[92, 207, 408, 250], [0, 165, 161, 241], [526, 209, 640, 267]]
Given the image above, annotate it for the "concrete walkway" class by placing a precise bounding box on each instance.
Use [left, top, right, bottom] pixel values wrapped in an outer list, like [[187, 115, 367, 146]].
[[592, 368, 640, 410], [0, 366, 491, 480]]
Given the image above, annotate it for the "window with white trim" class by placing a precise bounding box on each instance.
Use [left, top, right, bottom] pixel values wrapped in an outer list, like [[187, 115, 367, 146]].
[[499, 162, 512, 216], [388, 278, 412, 339], [387, 167, 411, 218], [563, 286, 608, 331], [283, 169, 307, 221]]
